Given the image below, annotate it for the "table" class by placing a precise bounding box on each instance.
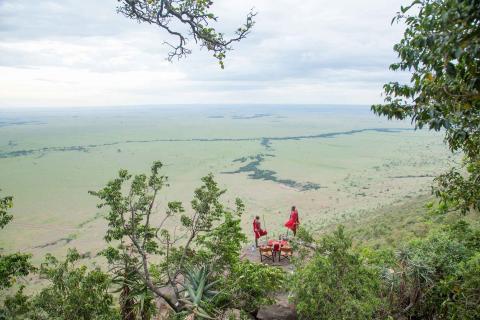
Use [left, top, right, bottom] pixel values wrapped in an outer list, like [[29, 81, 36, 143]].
[[267, 239, 289, 248], [266, 240, 291, 262]]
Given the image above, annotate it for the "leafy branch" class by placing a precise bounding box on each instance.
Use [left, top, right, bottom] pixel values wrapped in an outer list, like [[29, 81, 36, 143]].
[[117, 0, 257, 68]]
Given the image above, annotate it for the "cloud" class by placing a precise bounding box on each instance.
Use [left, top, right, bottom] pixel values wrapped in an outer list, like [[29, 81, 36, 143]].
[[0, 0, 124, 39], [0, 36, 173, 72], [0, 0, 411, 107]]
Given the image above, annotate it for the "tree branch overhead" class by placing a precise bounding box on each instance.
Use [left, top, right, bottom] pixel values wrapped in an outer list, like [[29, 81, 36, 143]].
[[117, 0, 256, 68]]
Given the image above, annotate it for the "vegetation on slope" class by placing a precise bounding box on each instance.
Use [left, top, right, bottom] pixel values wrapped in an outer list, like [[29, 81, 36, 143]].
[[289, 0, 480, 318], [290, 219, 480, 319]]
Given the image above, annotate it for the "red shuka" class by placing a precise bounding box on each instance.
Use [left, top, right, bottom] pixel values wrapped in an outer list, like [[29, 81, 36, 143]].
[[284, 209, 300, 232], [253, 219, 267, 239]]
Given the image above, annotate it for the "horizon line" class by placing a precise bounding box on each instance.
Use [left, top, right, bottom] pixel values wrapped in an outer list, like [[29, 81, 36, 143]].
[[0, 103, 373, 111]]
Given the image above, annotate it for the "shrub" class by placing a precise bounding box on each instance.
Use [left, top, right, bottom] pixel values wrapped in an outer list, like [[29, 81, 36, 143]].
[[442, 252, 480, 319], [290, 226, 382, 320], [383, 221, 480, 319], [215, 260, 285, 313], [31, 249, 119, 320]]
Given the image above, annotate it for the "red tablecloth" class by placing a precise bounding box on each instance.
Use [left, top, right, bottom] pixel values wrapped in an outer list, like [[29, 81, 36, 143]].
[[267, 240, 289, 248]]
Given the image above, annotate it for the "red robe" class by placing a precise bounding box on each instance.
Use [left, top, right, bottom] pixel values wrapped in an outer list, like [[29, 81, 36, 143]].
[[284, 209, 299, 232], [253, 219, 267, 239]]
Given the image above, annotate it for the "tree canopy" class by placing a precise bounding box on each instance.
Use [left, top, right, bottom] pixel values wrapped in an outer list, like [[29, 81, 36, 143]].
[[90, 162, 284, 318], [372, 0, 480, 214]]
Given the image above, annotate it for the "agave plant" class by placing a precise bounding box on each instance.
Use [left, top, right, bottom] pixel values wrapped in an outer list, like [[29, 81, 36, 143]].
[[391, 247, 435, 313], [179, 265, 219, 319], [110, 258, 155, 320]]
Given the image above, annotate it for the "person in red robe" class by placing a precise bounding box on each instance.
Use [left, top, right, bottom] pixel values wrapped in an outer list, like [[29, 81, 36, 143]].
[[284, 206, 300, 236], [253, 216, 267, 247]]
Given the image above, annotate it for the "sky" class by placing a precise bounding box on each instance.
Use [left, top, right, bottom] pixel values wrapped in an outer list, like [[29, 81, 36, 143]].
[[0, 0, 411, 108]]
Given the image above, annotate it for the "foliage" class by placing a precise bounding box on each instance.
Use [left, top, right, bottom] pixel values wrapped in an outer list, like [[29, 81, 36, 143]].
[[370, 0, 480, 296], [291, 219, 480, 320], [195, 200, 247, 271], [215, 260, 285, 313], [290, 226, 382, 320], [180, 265, 218, 319], [372, 0, 480, 214], [441, 252, 480, 319], [388, 232, 468, 317], [90, 161, 179, 310], [359, 247, 396, 268], [91, 162, 250, 315], [0, 191, 13, 229], [295, 225, 315, 245], [0, 253, 33, 290], [378, 220, 480, 319], [434, 158, 480, 214], [2, 249, 119, 320], [0, 192, 34, 319], [445, 219, 480, 251], [371, 2, 480, 314], [104, 246, 156, 320], [0, 286, 32, 320], [30, 248, 119, 320], [1, 167, 256, 319], [116, 0, 256, 68]]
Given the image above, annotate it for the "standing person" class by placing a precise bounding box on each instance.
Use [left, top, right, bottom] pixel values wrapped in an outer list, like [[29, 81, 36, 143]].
[[253, 216, 267, 247], [285, 206, 300, 236]]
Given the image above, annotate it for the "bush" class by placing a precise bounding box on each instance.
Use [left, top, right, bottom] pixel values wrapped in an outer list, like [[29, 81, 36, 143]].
[[215, 260, 286, 313], [31, 249, 119, 320], [290, 226, 382, 320], [437, 252, 480, 319], [383, 221, 480, 319]]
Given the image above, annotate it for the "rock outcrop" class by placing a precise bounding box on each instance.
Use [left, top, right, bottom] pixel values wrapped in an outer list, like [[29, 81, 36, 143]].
[[256, 304, 296, 320]]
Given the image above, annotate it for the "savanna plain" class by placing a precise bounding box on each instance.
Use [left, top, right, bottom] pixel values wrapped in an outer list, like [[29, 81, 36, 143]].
[[0, 105, 454, 263]]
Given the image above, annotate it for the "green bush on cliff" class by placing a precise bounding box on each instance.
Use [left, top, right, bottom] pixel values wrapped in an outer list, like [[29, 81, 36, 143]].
[[379, 221, 480, 319], [290, 226, 382, 319], [215, 260, 286, 314]]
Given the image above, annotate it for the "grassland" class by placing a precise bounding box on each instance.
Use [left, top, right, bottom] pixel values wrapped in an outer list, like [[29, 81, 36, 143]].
[[0, 105, 456, 263]]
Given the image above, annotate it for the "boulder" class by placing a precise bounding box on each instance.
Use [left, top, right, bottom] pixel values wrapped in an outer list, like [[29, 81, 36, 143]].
[[256, 304, 296, 320], [221, 309, 242, 320], [158, 286, 178, 305], [152, 286, 179, 320]]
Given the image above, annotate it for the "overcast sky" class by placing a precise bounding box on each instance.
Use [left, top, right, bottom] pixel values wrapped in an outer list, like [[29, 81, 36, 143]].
[[0, 0, 410, 108]]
